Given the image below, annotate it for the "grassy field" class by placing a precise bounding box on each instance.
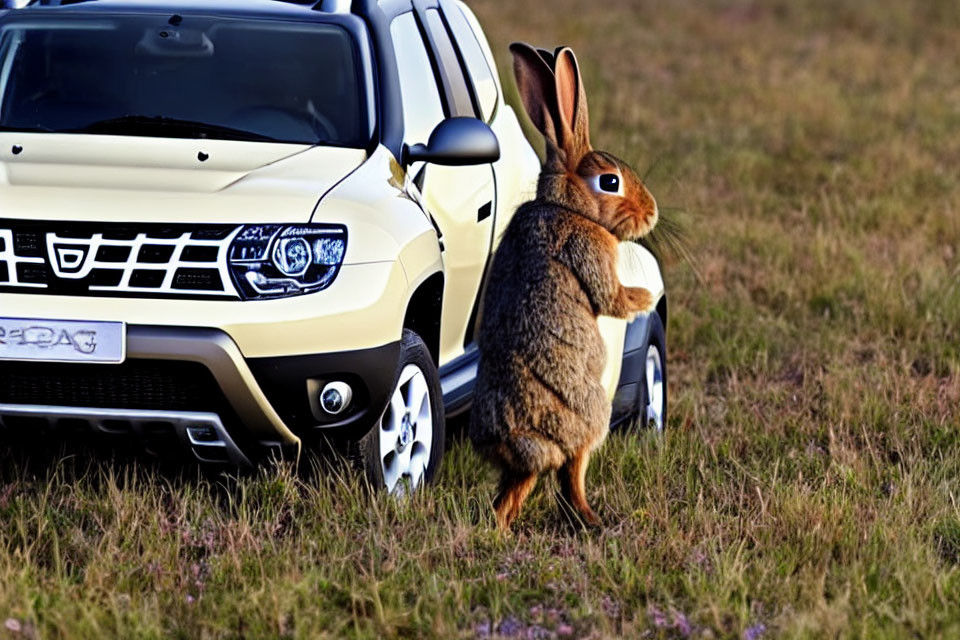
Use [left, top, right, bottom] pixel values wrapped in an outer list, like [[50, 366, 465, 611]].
[[3, 0, 960, 637]]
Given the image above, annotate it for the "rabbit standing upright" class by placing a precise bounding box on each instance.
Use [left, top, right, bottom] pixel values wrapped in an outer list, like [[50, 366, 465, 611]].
[[470, 43, 659, 530]]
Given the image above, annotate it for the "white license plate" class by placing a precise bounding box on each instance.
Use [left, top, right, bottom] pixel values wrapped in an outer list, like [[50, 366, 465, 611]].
[[0, 317, 125, 364]]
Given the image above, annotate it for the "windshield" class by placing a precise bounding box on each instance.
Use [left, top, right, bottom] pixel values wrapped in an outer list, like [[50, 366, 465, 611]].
[[0, 13, 371, 146]]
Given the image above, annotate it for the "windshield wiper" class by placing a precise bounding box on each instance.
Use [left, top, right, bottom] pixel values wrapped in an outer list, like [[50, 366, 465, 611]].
[[64, 115, 281, 142]]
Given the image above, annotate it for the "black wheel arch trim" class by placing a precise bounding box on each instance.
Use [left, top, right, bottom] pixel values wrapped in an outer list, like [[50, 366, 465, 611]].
[[403, 271, 444, 365], [611, 297, 667, 427]]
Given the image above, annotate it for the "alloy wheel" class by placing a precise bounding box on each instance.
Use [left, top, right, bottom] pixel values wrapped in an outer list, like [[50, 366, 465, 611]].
[[378, 364, 433, 494], [645, 344, 665, 431]]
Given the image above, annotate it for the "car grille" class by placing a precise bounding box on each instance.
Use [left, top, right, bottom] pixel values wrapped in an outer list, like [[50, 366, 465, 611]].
[[0, 220, 241, 299], [0, 359, 229, 413]]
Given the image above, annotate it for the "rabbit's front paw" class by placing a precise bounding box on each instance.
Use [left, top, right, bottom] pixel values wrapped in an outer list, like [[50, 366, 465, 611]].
[[626, 286, 655, 314]]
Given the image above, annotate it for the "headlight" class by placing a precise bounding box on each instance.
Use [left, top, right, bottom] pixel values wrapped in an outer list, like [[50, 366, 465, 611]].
[[228, 224, 346, 300]]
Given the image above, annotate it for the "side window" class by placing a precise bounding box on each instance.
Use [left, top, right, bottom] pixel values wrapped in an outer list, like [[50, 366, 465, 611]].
[[442, 1, 498, 122], [391, 12, 445, 145], [424, 8, 475, 118]]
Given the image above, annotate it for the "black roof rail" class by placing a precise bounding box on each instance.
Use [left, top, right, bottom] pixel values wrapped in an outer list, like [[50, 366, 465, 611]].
[[5, 0, 98, 6], [4, 0, 361, 9], [313, 0, 353, 12], [271, 0, 353, 11]]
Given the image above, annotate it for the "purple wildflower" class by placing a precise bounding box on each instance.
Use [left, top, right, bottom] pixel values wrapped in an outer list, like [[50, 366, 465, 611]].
[[498, 616, 524, 637]]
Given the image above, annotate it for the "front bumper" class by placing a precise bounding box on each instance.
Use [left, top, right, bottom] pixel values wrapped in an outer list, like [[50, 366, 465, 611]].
[[0, 404, 253, 466], [0, 254, 413, 463], [0, 325, 402, 465]]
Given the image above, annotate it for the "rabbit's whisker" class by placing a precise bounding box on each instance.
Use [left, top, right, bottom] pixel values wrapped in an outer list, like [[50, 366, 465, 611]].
[[642, 155, 662, 182]]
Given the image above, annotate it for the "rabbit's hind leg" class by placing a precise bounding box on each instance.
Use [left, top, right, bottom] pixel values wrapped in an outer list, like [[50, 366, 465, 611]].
[[494, 470, 539, 530], [558, 446, 601, 527]]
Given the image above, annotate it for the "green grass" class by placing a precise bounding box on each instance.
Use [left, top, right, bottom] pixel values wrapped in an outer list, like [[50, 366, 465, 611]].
[[3, 0, 960, 637]]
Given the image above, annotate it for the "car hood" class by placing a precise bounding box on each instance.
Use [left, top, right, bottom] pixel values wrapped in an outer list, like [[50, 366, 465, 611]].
[[0, 134, 367, 224]]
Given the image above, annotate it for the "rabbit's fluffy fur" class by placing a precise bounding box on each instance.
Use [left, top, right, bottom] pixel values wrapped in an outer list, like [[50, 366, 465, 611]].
[[470, 44, 659, 529]]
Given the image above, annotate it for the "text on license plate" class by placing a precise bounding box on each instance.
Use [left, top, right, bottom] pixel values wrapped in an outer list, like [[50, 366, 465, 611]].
[[0, 317, 125, 363]]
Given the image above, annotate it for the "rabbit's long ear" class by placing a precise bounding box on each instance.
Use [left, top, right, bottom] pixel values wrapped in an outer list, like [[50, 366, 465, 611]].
[[553, 47, 591, 160], [510, 42, 562, 149], [536, 48, 556, 68]]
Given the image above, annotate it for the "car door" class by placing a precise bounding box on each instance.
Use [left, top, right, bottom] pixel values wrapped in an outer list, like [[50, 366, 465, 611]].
[[391, 8, 496, 367], [440, 0, 541, 251]]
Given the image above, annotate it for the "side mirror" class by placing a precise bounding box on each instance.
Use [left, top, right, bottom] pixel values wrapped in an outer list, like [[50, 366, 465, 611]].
[[403, 117, 500, 167]]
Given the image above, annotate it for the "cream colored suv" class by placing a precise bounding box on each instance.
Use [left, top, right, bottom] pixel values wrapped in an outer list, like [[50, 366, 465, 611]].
[[0, 0, 666, 492]]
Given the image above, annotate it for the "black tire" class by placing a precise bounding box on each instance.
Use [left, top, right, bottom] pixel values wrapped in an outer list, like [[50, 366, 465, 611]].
[[637, 312, 667, 432], [359, 329, 446, 492]]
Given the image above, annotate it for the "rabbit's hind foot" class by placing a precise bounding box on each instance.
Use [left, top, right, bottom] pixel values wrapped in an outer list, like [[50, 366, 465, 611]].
[[557, 447, 602, 528], [494, 471, 539, 530]]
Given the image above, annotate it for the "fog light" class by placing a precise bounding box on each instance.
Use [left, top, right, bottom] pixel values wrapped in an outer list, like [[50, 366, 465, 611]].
[[320, 381, 353, 415]]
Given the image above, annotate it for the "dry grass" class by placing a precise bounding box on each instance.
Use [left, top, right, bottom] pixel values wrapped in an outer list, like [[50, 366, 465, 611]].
[[2, 0, 960, 637]]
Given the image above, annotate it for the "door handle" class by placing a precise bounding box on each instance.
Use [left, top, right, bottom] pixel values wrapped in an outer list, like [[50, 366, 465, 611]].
[[478, 201, 492, 223]]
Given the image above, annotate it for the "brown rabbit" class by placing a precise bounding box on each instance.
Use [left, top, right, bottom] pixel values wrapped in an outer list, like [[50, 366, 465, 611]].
[[470, 43, 659, 530]]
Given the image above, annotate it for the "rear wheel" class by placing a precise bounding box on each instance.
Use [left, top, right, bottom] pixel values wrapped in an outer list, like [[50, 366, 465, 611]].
[[638, 313, 667, 432], [360, 330, 445, 494]]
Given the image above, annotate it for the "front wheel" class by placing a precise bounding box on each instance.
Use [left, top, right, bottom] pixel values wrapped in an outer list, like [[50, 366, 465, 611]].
[[639, 313, 667, 432], [360, 330, 445, 494]]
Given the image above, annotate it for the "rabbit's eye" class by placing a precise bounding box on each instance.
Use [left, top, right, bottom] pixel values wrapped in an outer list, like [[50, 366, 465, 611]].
[[589, 172, 624, 196], [599, 174, 620, 192]]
